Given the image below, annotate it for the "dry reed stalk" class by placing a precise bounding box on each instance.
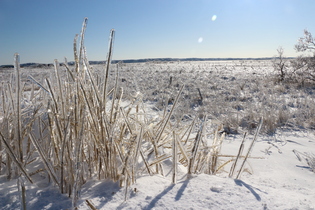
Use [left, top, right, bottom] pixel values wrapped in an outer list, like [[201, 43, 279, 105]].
[[229, 132, 247, 178], [214, 159, 234, 174], [236, 118, 263, 179], [85, 200, 98, 210]]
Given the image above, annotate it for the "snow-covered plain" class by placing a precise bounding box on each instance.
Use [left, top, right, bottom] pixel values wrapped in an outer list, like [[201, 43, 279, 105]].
[[0, 60, 315, 209]]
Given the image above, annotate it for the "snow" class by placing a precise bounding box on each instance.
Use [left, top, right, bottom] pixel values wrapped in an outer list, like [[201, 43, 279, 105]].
[[1, 131, 314, 210], [1, 60, 315, 209]]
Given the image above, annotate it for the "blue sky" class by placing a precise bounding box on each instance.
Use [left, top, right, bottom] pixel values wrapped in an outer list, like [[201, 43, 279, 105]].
[[0, 0, 314, 65]]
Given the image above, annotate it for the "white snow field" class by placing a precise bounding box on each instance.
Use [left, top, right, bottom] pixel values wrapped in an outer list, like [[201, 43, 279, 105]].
[[1, 60, 315, 210]]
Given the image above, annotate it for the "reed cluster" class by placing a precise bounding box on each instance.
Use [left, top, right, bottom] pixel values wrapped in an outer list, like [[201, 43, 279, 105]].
[[0, 18, 262, 209]]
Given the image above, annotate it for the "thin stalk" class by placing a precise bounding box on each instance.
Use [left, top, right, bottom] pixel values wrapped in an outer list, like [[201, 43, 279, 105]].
[[176, 134, 189, 162], [156, 85, 184, 144], [102, 29, 115, 112], [172, 131, 178, 184], [110, 64, 119, 123], [236, 118, 263, 179], [28, 133, 59, 186], [0, 131, 33, 184], [188, 115, 206, 177], [17, 177, 26, 210], [54, 59, 66, 122], [73, 34, 79, 74], [14, 53, 23, 163], [27, 76, 50, 95], [229, 132, 247, 178], [132, 126, 143, 183], [79, 18, 88, 70], [85, 200, 98, 210]]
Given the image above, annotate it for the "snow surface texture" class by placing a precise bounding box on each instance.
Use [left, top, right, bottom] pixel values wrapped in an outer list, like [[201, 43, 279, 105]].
[[1, 60, 315, 209]]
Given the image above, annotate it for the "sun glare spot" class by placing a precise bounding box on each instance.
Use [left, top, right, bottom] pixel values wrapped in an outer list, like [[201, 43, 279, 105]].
[[212, 15, 217, 21], [198, 37, 203, 43]]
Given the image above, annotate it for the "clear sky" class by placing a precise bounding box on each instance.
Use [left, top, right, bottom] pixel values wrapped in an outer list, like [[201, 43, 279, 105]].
[[0, 0, 314, 65]]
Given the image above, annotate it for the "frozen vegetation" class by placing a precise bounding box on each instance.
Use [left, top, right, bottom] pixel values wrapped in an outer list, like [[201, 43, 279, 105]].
[[0, 20, 315, 209]]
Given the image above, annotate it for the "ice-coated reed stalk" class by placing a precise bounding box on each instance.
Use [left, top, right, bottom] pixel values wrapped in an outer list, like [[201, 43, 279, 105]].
[[0, 131, 33, 183], [85, 200, 98, 210], [210, 131, 225, 174], [28, 133, 59, 186], [236, 118, 263, 179], [110, 64, 119, 124], [27, 76, 50, 95], [183, 116, 196, 145], [73, 34, 79, 73], [0, 135, 2, 174], [156, 85, 184, 144], [54, 59, 66, 121], [229, 132, 247, 178], [17, 177, 26, 210], [14, 53, 23, 163], [84, 59, 101, 106], [176, 134, 189, 163], [132, 127, 143, 183], [79, 18, 88, 68], [103, 29, 115, 111], [188, 116, 206, 177], [60, 115, 71, 194], [172, 131, 178, 184]]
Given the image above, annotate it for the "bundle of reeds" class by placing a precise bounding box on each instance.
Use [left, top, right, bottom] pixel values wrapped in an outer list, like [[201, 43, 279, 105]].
[[0, 18, 263, 209]]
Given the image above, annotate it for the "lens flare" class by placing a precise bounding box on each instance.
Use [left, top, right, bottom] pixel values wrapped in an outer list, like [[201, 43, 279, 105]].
[[198, 37, 203, 43], [212, 15, 217, 21]]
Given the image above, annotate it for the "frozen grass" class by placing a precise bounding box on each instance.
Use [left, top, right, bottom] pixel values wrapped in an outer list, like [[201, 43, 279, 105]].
[[293, 150, 315, 173], [0, 18, 265, 209], [89, 59, 315, 135]]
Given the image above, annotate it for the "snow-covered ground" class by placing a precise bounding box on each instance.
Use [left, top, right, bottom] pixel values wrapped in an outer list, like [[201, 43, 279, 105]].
[[1, 131, 314, 209], [78, 131, 315, 210], [1, 60, 315, 209]]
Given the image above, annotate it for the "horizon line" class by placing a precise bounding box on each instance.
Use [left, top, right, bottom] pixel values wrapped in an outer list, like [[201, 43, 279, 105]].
[[0, 56, 295, 67]]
